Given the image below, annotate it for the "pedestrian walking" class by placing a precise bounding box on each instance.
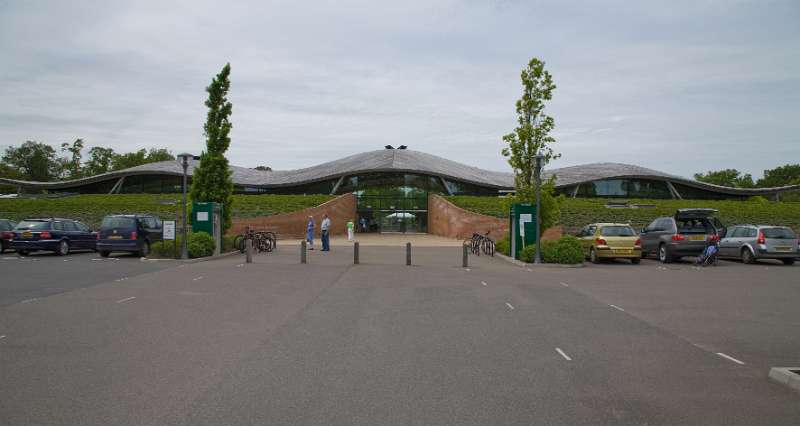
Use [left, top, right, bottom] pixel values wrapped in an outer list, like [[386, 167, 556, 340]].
[[347, 218, 355, 241], [359, 217, 367, 233], [306, 215, 315, 250], [321, 213, 331, 252]]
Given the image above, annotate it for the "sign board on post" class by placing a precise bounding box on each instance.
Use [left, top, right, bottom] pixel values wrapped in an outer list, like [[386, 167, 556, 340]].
[[163, 221, 176, 240], [509, 203, 537, 260], [197, 211, 209, 222]]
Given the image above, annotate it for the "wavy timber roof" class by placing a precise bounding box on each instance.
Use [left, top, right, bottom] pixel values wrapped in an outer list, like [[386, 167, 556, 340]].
[[1, 149, 798, 199]]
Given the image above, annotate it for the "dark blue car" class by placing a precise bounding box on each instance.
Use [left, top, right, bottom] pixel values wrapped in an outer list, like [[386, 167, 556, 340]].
[[97, 215, 163, 257], [11, 218, 97, 256]]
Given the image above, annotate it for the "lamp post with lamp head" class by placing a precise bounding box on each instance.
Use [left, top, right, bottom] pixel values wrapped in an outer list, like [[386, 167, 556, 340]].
[[176, 153, 197, 259]]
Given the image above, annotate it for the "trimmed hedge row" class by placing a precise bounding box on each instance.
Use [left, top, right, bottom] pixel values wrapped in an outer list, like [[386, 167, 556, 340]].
[[495, 235, 584, 264], [0, 194, 335, 229], [447, 196, 800, 232]]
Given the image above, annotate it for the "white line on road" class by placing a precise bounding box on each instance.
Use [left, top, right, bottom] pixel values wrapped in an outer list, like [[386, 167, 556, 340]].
[[236, 264, 244, 267], [20, 298, 37, 304], [481, 281, 487, 286], [0, 335, 6, 340], [610, 304, 625, 312], [555, 347, 572, 361], [193, 276, 204, 281], [559, 282, 569, 287], [465, 268, 471, 272], [115, 277, 128, 282], [716, 352, 745, 365], [505, 302, 515, 310], [116, 296, 136, 304]]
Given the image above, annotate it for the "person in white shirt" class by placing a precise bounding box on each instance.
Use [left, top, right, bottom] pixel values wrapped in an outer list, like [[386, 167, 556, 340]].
[[320, 214, 331, 252]]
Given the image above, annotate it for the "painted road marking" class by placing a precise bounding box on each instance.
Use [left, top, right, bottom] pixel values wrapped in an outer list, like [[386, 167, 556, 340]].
[[559, 282, 569, 287], [481, 281, 487, 286], [556, 347, 572, 361], [526, 268, 532, 272], [610, 304, 625, 312], [115, 277, 129, 282], [0, 335, 6, 340], [116, 296, 136, 304], [716, 352, 745, 365], [505, 302, 515, 310], [236, 264, 244, 267], [193, 276, 204, 281], [20, 298, 37, 304], [465, 268, 471, 272]]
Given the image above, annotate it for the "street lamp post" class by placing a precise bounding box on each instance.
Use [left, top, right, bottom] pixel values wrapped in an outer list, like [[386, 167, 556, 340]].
[[534, 151, 544, 264], [177, 153, 195, 260]]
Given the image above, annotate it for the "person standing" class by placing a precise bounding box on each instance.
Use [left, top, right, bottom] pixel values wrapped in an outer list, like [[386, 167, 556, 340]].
[[347, 218, 355, 241], [306, 215, 315, 250], [321, 213, 331, 252], [359, 217, 367, 233]]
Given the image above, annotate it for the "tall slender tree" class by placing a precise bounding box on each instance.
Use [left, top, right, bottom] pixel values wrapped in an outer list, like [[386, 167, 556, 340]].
[[501, 58, 561, 230], [190, 63, 234, 231]]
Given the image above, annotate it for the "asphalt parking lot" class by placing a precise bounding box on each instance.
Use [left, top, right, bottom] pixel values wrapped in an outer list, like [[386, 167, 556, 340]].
[[0, 245, 798, 425], [0, 250, 178, 307]]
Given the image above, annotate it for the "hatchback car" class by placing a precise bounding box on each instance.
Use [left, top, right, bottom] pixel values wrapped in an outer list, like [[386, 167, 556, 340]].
[[640, 208, 726, 263], [578, 223, 642, 264], [97, 214, 163, 257], [11, 218, 96, 256], [719, 225, 798, 265], [1, 219, 18, 254]]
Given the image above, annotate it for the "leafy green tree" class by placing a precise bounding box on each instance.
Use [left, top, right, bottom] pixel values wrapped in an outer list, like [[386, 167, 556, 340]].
[[191, 63, 235, 231], [110, 148, 175, 171], [2, 141, 61, 181], [253, 165, 272, 171], [60, 138, 84, 179], [694, 169, 754, 188], [84, 146, 116, 176], [501, 57, 561, 230], [757, 164, 800, 188]]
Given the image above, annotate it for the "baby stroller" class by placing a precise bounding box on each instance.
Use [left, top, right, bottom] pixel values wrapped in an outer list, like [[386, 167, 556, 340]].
[[696, 236, 720, 267]]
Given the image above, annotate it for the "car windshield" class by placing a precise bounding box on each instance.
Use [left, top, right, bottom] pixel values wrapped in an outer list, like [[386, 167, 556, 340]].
[[600, 226, 635, 236], [762, 228, 796, 239], [15, 220, 51, 230], [101, 217, 136, 229]]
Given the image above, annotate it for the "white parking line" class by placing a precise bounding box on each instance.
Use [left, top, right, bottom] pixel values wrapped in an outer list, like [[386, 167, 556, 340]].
[[505, 302, 515, 310], [481, 281, 487, 286], [716, 352, 745, 365], [20, 298, 37, 304], [0, 335, 6, 340], [116, 296, 136, 304], [236, 264, 244, 267], [115, 277, 128, 282], [559, 282, 569, 287], [555, 347, 572, 361], [193, 276, 204, 281], [465, 268, 471, 272], [610, 304, 625, 312]]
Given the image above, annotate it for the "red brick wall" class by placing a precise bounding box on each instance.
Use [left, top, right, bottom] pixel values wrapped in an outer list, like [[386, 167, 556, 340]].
[[228, 194, 357, 239], [427, 194, 562, 241]]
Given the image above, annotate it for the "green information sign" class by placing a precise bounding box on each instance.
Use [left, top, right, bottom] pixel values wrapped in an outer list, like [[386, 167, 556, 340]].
[[509, 203, 537, 260]]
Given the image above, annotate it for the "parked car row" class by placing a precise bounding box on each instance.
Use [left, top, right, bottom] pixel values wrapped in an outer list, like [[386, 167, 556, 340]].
[[0, 215, 163, 257], [577, 208, 799, 265]]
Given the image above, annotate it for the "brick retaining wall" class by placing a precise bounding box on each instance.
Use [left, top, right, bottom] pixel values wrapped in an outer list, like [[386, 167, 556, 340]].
[[229, 193, 357, 239]]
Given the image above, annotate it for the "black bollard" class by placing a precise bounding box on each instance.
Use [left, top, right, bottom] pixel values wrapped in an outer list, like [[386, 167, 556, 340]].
[[354, 241, 360, 264], [246, 238, 253, 264], [462, 244, 469, 268], [406, 242, 411, 266], [301, 240, 307, 264]]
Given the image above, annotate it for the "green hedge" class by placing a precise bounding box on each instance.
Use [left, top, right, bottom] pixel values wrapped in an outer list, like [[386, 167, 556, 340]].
[[519, 236, 583, 264], [0, 194, 334, 229], [150, 231, 227, 259], [447, 196, 800, 232]]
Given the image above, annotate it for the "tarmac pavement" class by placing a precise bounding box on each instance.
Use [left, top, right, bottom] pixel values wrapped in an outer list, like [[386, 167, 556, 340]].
[[0, 244, 798, 425]]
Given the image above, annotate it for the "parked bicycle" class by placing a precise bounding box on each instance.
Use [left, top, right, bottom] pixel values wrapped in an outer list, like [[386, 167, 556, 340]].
[[234, 229, 277, 253], [464, 232, 495, 257]]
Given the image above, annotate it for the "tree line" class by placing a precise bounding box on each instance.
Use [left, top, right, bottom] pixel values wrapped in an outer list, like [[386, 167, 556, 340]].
[[694, 165, 800, 189], [0, 139, 175, 182]]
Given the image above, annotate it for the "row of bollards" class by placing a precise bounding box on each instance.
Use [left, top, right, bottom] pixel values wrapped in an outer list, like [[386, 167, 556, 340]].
[[294, 240, 470, 267]]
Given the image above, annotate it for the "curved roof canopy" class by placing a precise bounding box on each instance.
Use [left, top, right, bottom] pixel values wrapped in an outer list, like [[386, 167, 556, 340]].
[[1, 149, 798, 197]]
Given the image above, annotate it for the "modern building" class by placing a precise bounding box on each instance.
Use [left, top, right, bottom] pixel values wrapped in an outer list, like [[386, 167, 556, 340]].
[[2, 148, 798, 233]]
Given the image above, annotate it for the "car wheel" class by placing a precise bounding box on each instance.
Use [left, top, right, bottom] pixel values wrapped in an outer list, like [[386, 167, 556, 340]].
[[139, 241, 150, 257], [590, 248, 600, 264], [658, 244, 672, 263], [56, 240, 70, 256], [640, 250, 647, 259], [17, 250, 29, 256], [741, 248, 755, 264], [100, 251, 110, 258], [781, 258, 795, 266], [631, 257, 641, 264]]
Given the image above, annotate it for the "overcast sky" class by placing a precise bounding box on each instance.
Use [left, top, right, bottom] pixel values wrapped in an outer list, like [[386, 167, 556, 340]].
[[1, 0, 798, 179]]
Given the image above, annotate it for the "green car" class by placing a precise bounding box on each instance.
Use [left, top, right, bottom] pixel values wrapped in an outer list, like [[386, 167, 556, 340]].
[[577, 223, 642, 264]]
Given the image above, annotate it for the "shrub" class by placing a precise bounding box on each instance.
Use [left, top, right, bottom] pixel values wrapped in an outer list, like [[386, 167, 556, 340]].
[[222, 234, 237, 252], [495, 235, 510, 256], [188, 231, 215, 258], [519, 236, 583, 264], [150, 240, 179, 259], [520, 244, 536, 262]]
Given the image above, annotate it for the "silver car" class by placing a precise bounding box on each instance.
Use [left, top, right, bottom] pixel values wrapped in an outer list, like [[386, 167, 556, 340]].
[[719, 225, 799, 265]]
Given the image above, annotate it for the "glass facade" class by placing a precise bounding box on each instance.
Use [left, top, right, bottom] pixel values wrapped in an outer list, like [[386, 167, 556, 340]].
[[575, 179, 673, 199], [119, 175, 183, 194], [235, 178, 338, 195], [671, 182, 745, 200]]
